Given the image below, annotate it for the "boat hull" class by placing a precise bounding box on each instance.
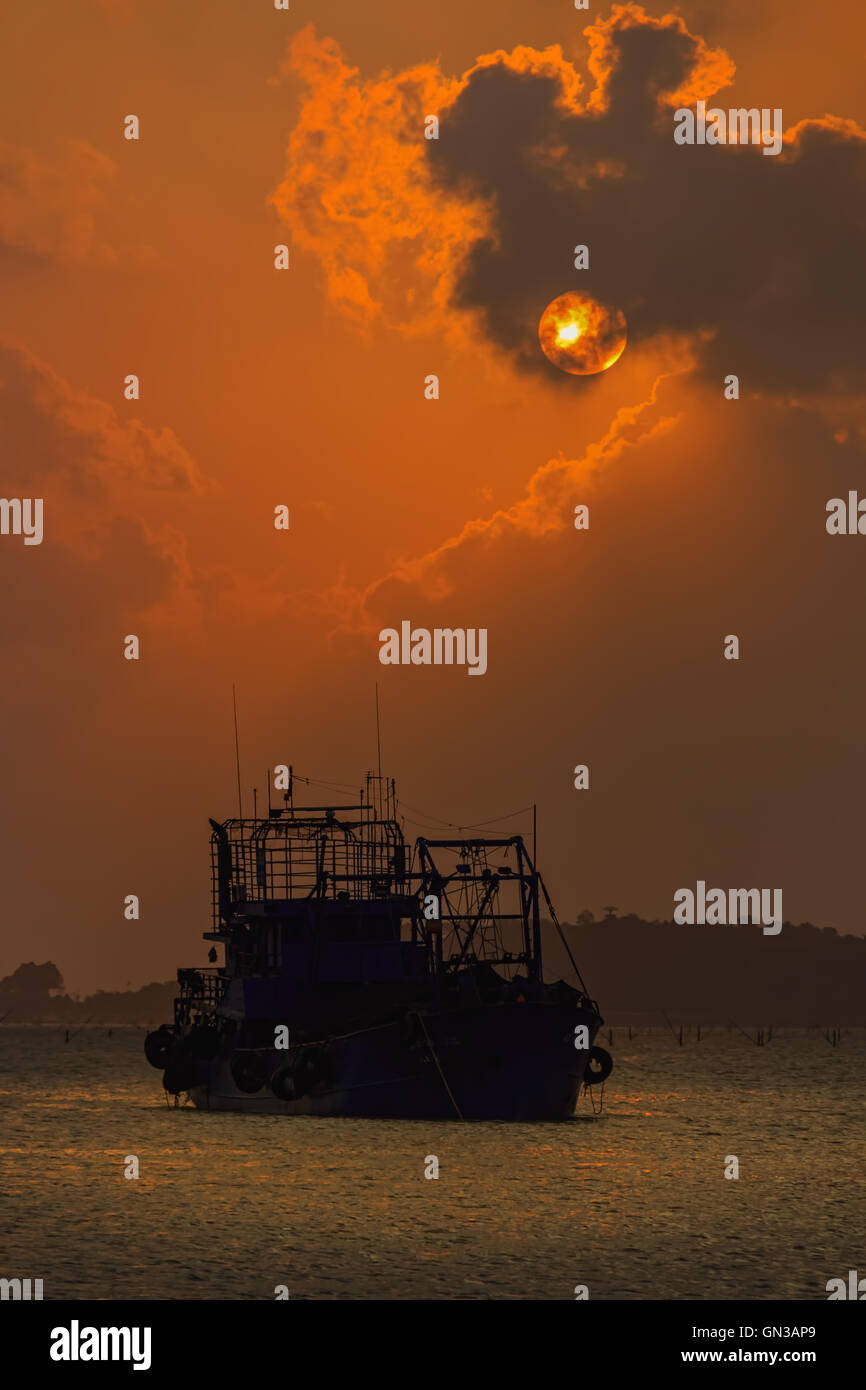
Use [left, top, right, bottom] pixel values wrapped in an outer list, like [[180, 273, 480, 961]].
[[182, 1000, 602, 1121]]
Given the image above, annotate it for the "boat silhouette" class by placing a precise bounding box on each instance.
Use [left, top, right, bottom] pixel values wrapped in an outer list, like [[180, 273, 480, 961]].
[[145, 771, 611, 1119]]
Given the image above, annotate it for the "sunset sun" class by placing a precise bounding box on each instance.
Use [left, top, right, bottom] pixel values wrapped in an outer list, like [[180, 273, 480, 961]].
[[538, 292, 628, 374]]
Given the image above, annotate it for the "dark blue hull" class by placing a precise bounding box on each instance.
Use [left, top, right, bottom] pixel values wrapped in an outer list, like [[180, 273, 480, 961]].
[[184, 1000, 602, 1120]]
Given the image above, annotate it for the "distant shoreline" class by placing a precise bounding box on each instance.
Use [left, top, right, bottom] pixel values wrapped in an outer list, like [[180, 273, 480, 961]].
[[2, 913, 864, 1027]]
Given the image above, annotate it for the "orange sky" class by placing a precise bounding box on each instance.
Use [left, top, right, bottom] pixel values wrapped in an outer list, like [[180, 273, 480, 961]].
[[1, 0, 864, 992]]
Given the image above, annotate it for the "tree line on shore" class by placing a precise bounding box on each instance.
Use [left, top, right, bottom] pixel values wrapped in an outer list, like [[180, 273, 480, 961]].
[[1, 914, 864, 1026]]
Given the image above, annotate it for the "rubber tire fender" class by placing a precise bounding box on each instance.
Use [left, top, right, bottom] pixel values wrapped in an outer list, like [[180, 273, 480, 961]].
[[584, 1045, 613, 1085], [295, 1046, 331, 1091], [144, 1026, 174, 1070], [230, 1049, 268, 1094], [270, 1063, 301, 1103]]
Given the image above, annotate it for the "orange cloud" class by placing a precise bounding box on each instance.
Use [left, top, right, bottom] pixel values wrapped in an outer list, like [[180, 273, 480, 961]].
[[270, 27, 487, 333], [585, 4, 735, 115], [321, 372, 681, 635], [0, 340, 206, 638], [270, 7, 737, 342], [0, 339, 201, 497], [273, 7, 864, 396], [0, 139, 159, 267]]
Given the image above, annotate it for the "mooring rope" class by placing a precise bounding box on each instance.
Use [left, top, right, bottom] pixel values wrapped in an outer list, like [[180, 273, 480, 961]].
[[415, 1012, 464, 1121]]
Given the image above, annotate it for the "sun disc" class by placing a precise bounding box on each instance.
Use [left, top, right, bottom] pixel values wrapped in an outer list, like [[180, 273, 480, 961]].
[[538, 292, 627, 375]]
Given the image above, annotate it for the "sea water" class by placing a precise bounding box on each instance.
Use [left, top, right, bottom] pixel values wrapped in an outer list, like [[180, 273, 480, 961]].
[[0, 1026, 861, 1300]]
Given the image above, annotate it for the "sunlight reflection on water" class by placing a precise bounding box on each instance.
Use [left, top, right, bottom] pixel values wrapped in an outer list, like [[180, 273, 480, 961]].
[[0, 1026, 861, 1300]]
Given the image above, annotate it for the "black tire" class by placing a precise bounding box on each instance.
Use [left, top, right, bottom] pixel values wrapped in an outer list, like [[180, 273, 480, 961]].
[[230, 1050, 268, 1094], [295, 1046, 331, 1092], [270, 1063, 300, 1103], [584, 1045, 613, 1085], [144, 1027, 174, 1070]]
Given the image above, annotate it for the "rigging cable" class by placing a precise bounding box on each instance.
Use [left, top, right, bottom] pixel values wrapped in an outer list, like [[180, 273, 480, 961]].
[[537, 874, 592, 999], [399, 800, 534, 833]]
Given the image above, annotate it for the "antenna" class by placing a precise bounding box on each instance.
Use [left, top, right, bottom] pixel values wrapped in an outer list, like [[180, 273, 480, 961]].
[[375, 682, 384, 818], [375, 682, 383, 782], [232, 683, 243, 819]]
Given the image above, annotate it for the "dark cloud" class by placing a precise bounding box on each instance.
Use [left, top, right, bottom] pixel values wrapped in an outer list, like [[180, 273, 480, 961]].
[[426, 7, 866, 391]]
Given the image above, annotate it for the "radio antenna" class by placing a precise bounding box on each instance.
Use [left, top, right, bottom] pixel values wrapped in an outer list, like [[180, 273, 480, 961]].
[[375, 681, 383, 781], [232, 683, 243, 819]]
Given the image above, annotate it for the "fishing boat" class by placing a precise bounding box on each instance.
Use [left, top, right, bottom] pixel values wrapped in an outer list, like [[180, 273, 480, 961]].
[[145, 771, 612, 1119]]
